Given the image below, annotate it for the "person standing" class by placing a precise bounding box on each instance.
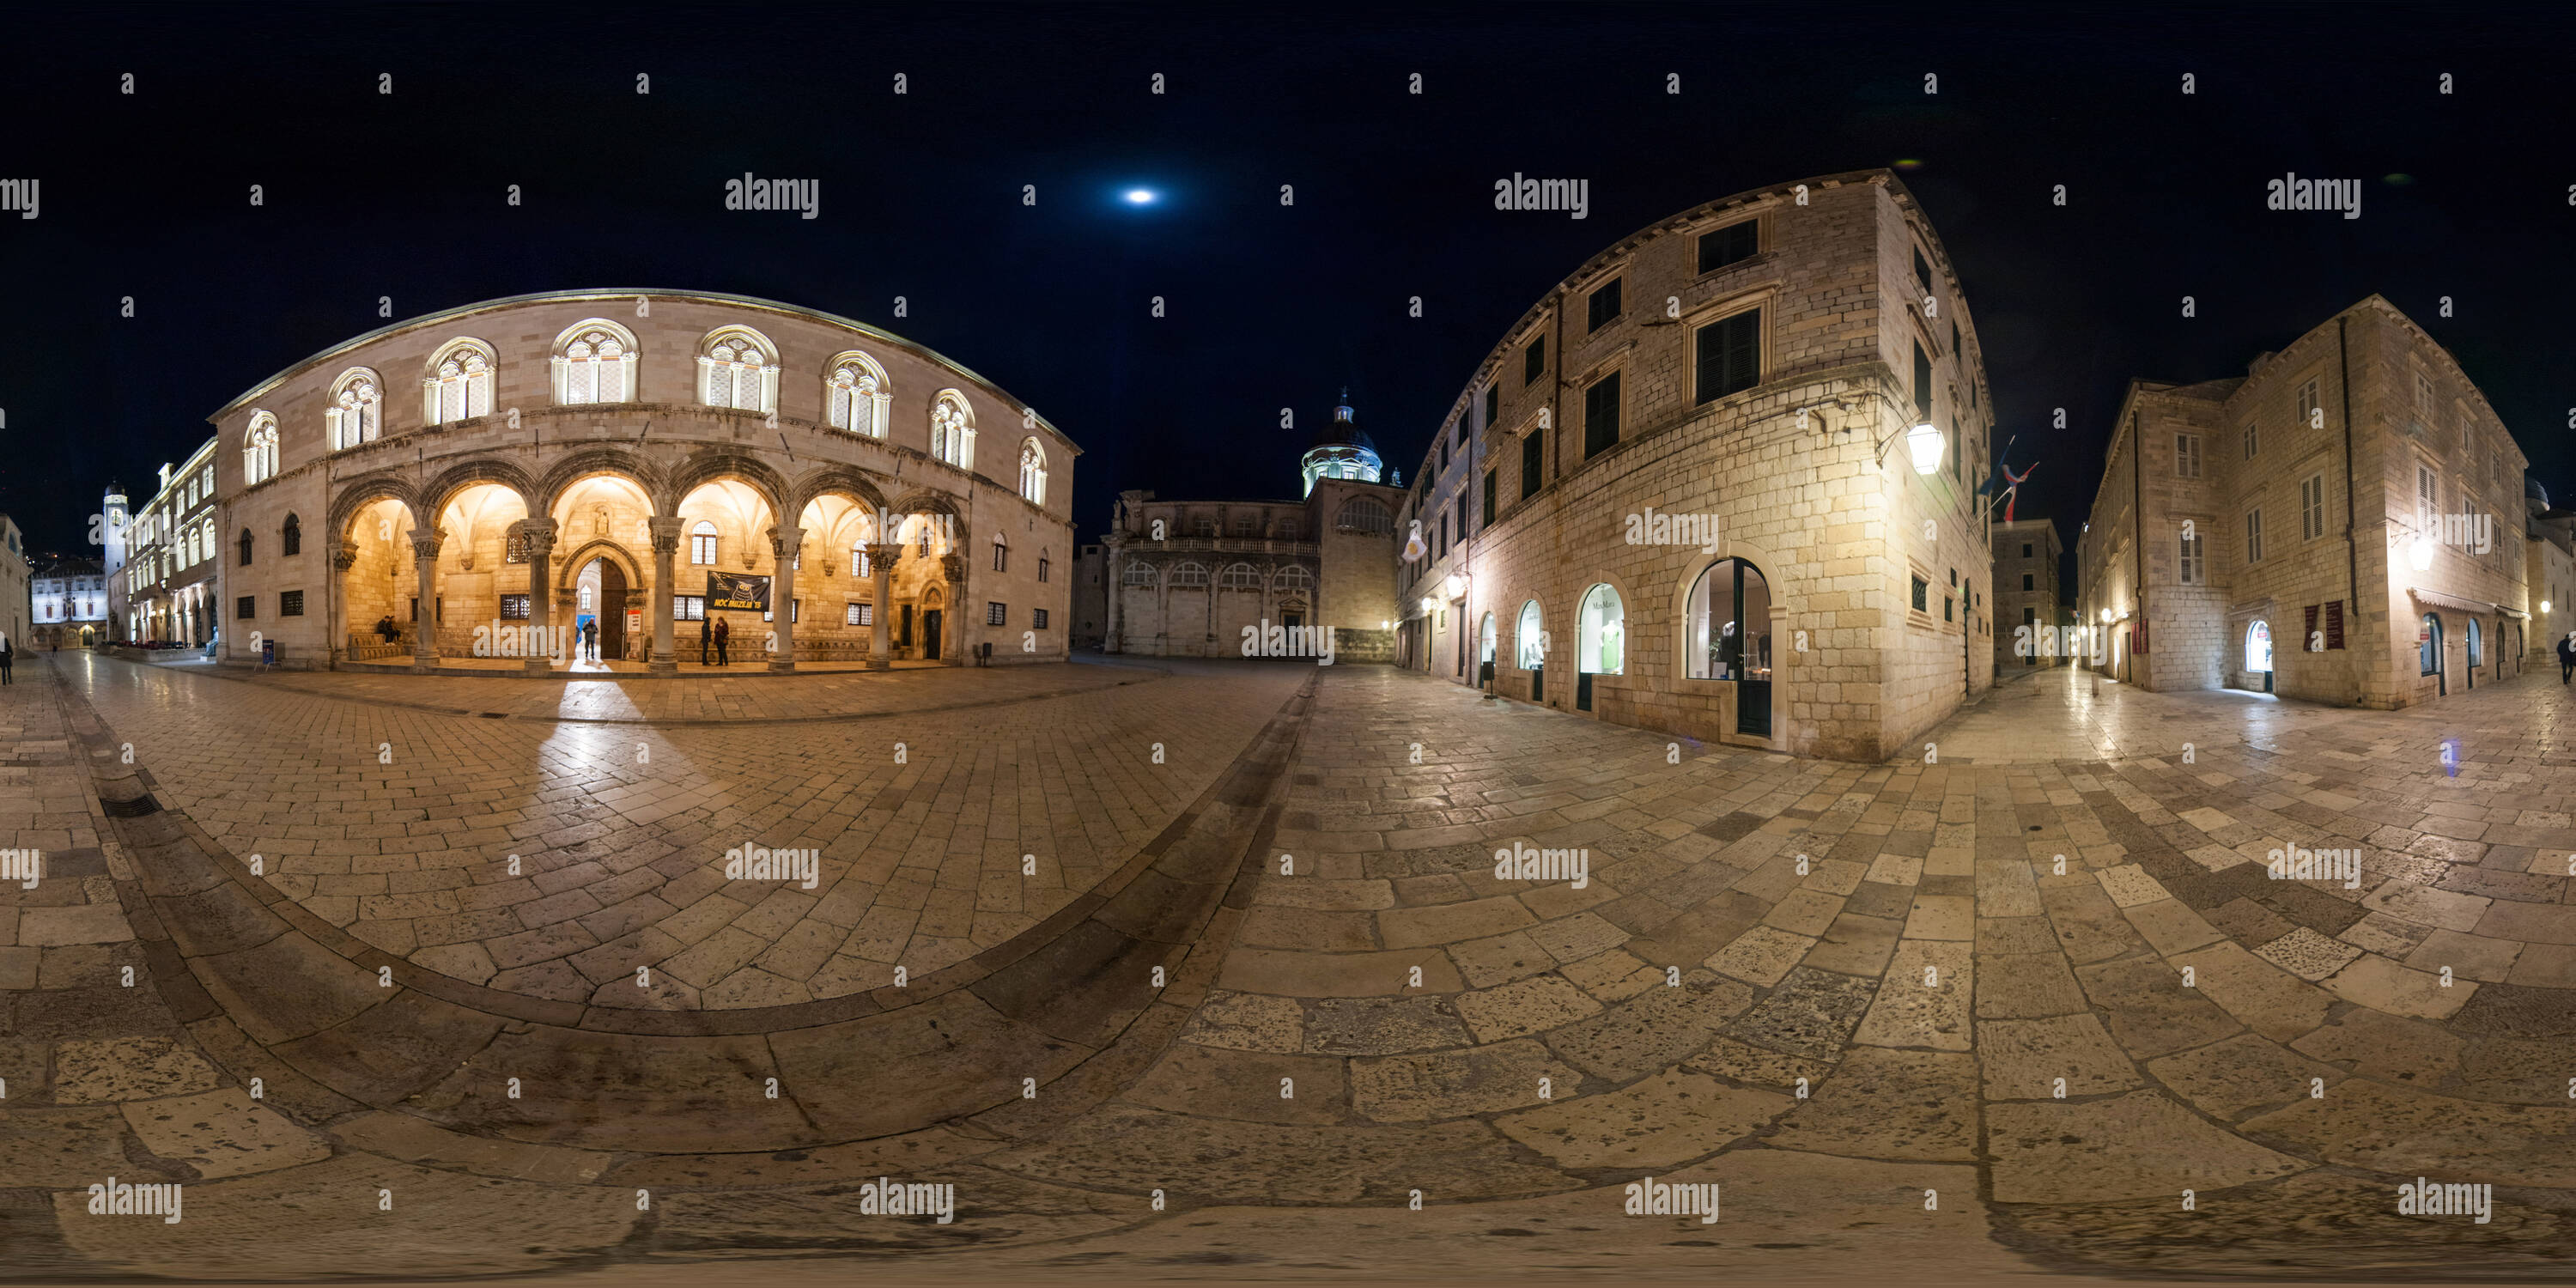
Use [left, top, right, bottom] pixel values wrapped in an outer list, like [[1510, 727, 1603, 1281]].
[[2558, 630, 2574, 684], [698, 613, 711, 666], [0, 630, 14, 685], [713, 616, 731, 667], [580, 619, 598, 662]]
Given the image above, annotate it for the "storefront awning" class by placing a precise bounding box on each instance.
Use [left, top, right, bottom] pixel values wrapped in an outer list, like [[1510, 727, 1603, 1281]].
[[2409, 586, 2518, 618]]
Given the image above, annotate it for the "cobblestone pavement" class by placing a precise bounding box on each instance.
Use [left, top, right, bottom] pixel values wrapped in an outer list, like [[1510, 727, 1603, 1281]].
[[9, 654, 2576, 1281]]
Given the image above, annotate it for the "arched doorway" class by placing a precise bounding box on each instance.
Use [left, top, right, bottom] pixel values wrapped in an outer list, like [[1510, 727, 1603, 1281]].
[[2245, 619, 2273, 694], [2420, 613, 2445, 696], [2466, 617, 2482, 690], [1478, 612, 1497, 688], [1517, 599, 1546, 702], [1576, 583, 1624, 713], [1687, 558, 1773, 736]]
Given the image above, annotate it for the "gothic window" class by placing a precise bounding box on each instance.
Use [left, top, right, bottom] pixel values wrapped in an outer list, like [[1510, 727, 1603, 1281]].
[[282, 513, 301, 557], [552, 319, 639, 404], [328, 370, 382, 450], [930, 391, 976, 470], [825, 352, 890, 437], [852, 546, 871, 579], [423, 338, 496, 425], [992, 533, 1008, 572], [1018, 438, 1048, 505], [238, 529, 252, 566], [242, 412, 280, 484], [691, 520, 718, 566], [698, 327, 778, 413]]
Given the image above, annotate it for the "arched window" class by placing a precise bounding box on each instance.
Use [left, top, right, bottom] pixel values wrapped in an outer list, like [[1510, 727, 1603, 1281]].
[[1276, 565, 1314, 594], [2466, 618, 2482, 668], [242, 411, 280, 485], [551, 319, 639, 404], [1578, 583, 1625, 674], [327, 370, 382, 451], [2419, 615, 2441, 677], [1018, 437, 1048, 505], [852, 545, 872, 578], [1686, 559, 1772, 681], [824, 352, 890, 437], [2246, 620, 2274, 673], [423, 338, 496, 425], [930, 391, 976, 470], [1123, 562, 1156, 586], [992, 532, 1009, 573], [1517, 600, 1546, 668], [1335, 496, 1394, 536], [698, 327, 779, 413], [1218, 563, 1261, 589], [282, 513, 302, 557], [238, 528, 253, 566], [1479, 612, 1498, 664], [690, 520, 719, 566], [1170, 562, 1210, 588]]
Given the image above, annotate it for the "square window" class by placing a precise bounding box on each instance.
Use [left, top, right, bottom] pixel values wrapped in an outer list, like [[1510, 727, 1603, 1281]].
[[236, 595, 254, 619], [1694, 308, 1760, 404], [280, 590, 305, 617], [846, 602, 866, 626], [1583, 373, 1621, 458], [987, 601, 1007, 626], [2020, 542, 2033, 557], [1911, 574, 1929, 613], [1523, 336, 1545, 385], [1697, 220, 1757, 272], [1587, 277, 1623, 331], [2022, 573, 2034, 591], [1034, 608, 1049, 629], [499, 594, 530, 620]]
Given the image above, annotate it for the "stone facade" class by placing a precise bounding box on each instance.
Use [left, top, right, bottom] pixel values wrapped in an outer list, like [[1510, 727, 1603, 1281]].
[[112, 440, 222, 647], [2077, 295, 2531, 708], [213, 290, 1078, 671], [1991, 517, 2066, 672], [1071, 542, 1108, 649], [0, 513, 27, 654], [30, 556, 107, 647], [2524, 483, 2576, 668], [1397, 169, 1997, 762]]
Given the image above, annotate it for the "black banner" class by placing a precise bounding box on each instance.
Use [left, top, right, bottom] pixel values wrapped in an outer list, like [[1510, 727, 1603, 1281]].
[[708, 572, 770, 612]]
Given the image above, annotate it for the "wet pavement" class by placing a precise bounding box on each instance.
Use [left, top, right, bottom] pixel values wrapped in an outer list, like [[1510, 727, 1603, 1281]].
[[6, 652, 2576, 1281]]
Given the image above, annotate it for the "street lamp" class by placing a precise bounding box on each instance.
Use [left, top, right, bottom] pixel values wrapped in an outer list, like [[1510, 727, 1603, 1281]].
[[1443, 574, 1467, 600], [2409, 537, 2434, 572], [1905, 422, 1945, 475]]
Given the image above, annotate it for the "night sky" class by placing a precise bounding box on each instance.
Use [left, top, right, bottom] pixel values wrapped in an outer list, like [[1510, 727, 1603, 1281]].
[[5, 3, 2573, 598]]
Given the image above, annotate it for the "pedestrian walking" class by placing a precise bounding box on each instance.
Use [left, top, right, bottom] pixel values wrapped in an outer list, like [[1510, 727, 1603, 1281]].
[[581, 619, 598, 662], [713, 616, 731, 667], [2558, 630, 2575, 685]]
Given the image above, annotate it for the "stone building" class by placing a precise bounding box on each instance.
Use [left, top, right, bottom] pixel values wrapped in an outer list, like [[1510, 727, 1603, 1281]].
[[31, 556, 108, 647], [112, 440, 222, 647], [0, 514, 27, 655], [1992, 517, 2066, 672], [1404, 168, 1997, 761], [1071, 543, 1107, 649], [2076, 295, 2530, 706], [2524, 481, 2576, 666], [1102, 398, 1401, 661], [212, 290, 1077, 671]]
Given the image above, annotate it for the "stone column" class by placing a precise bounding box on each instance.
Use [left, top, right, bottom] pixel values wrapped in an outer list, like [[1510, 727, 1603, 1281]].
[[410, 528, 442, 671], [648, 516, 682, 676], [521, 519, 557, 673], [331, 541, 358, 667], [866, 542, 901, 671], [768, 525, 805, 672], [1103, 538, 1125, 653]]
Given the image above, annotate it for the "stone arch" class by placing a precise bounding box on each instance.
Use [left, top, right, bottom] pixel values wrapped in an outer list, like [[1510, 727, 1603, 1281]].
[[419, 458, 541, 525], [331, 474, 423, 542], [662, 448, 788, 517], [556, 537, 646, 589], [888, 487, 971, 550], [538, 449, 666, 517], [787, 465, 892, 517]]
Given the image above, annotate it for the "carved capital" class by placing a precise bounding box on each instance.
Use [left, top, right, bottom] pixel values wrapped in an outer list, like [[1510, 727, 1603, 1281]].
[[409, 528, 444, 560], [332, 540, 360, 572], [864, 542, 904, 566], [647, 515, 684, 556], [767, 525, 805, 560]]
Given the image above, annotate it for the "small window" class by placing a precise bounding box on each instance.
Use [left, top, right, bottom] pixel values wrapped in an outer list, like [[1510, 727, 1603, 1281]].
[[499, 594, 531, 620], [2245, 509, 2265, 563], [992, 538, 1008, 573], [674, 595, 706, 621], [2300, 472, 2327, 540], [506, 531, 531, 563], [236, 596, 255, 619], [280, 590, 305, 617], [1945, 568, 1956, 623], [846, 603, 866, 626], [2020, 542, 2033, 558], [2022, 573, 2034, 591], [1911, 574, 1929, 614], [1038, 555, 1050, 583], [239, 529, 253, 566], [1482, 469, 1498, 526], [2243, 422, 2258, 459], [1583, 373, 1621, 459], [1695, 308, 1760, 404], [2179, 536, 2202, 585], [1587, 277, 1623, 331], [2415, 369, 2435, 418], [2297, 378, 2322, 429], [2175, 434, 2202, 479], [1913, 246, 1933, 292], [1697, 220, 1757, 272], [691, 520, 718, 566], [1912, 343, 1932, 416], [1034, 608, 1049, 629], [987, 601, 1007, 626], [1482, 383, 1499, 429], [1521, 428, 1544, 500], [1949, 319, 1960, 356], [1123, 562, 1154, 586], [282, 513, 301, 556], [1523, 336, 1545, 386]]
